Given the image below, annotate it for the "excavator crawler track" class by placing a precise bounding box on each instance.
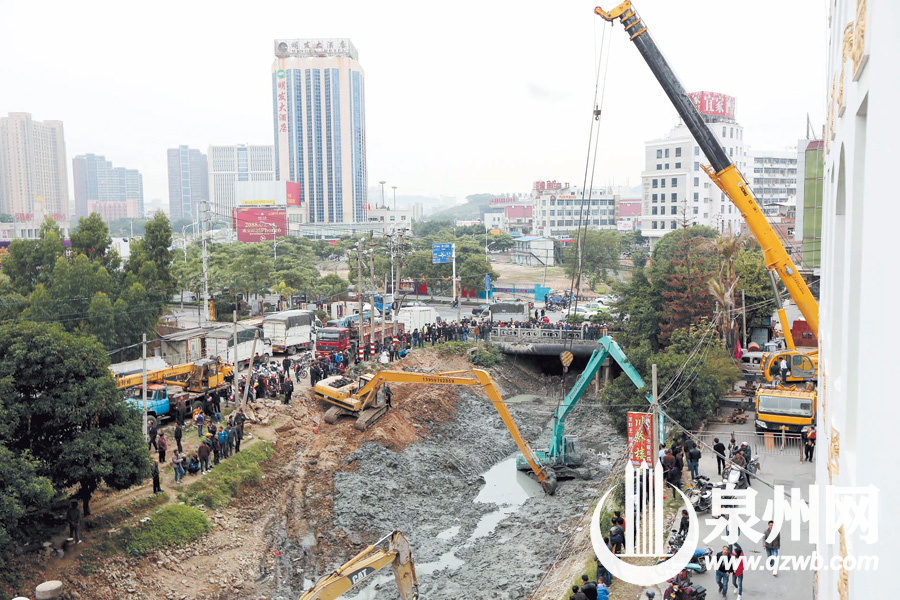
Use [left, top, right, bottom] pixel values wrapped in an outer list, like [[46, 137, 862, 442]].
[[324, 405, 350, 425], [355, 405, 389, 430]]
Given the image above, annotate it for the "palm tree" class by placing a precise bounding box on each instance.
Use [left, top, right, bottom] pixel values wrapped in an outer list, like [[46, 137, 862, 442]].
[[703, 228, 751, 351]]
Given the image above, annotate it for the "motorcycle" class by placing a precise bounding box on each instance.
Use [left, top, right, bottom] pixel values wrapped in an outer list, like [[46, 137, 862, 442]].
[[689, 476, 714, 513], [689, 547, 713, 573]]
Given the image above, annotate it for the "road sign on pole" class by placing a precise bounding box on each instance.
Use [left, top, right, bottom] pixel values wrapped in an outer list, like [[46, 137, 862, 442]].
[[485, 274, 491, 293], [432, 243, 453, 264]]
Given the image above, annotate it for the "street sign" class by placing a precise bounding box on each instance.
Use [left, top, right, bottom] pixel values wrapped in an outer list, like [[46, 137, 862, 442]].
[[432, 243, 453, 264], [626, 412, 654, 465], [484, 274, 491, 292], [559, 351, 573, 367]]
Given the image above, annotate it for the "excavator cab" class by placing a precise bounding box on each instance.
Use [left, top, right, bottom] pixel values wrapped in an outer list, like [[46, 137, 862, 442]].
[[187, 359, 219, 393]]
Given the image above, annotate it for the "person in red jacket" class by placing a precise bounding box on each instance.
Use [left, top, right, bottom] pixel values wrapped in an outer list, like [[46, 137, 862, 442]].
[[157, 433, 167, 463], [732, 543, 745, 600]]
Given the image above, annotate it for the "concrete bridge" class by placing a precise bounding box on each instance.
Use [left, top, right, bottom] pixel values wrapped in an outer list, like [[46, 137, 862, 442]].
[[487, 328, 603, 357]]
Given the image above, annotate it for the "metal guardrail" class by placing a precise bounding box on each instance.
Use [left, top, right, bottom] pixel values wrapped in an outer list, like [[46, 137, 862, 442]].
[[487, 328, 599, 343], [691, 431, 805, 457]]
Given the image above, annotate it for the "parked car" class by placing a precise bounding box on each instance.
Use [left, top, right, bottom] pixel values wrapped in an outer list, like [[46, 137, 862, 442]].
[[583, 300, 608, 313], [472, 304, 491, 316], [567, 306, 593, 318], [401, 301, 428, 308]]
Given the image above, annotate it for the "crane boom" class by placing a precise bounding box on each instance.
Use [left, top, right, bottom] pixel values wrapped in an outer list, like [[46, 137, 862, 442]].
[[595, 1, 819, 336], [548, 336, 651, 459]]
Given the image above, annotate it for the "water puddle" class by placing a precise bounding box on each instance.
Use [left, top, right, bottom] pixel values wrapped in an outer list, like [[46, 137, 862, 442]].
[[437, 525, 460, 540], [474, 456, 544, 505], [416, 550, 465, 575], [471, 505, 518, 539]]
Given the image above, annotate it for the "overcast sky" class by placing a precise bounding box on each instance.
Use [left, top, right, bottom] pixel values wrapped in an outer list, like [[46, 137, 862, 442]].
[[0, 0, 827, 208]]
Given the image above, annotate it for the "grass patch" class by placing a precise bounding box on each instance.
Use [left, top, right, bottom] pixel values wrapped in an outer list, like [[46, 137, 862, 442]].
[[117, 504, 211, 556], [116, 491, 169, 518], [177, 439, 273, 509]]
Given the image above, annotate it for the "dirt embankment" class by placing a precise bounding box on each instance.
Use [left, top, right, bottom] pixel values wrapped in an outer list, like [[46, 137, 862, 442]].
[[12, 349, 625, 600]]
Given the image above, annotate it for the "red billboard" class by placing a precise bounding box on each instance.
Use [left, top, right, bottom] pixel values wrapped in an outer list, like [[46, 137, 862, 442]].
[[286, 181, 301, 206], [626, 411, 654, 466], [688, 91, 735, 119], [235, 208, 287, 243]]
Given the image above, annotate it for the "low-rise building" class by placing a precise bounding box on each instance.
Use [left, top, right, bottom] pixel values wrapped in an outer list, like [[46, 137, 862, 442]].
[[531, 183, 617, 238], [511, 236, 554, 267]]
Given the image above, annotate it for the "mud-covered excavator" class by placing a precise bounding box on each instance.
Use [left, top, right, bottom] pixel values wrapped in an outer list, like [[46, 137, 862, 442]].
[[517, 335, 651, 478], [299, 530, 418, 600], [314, 368, 559, 494]]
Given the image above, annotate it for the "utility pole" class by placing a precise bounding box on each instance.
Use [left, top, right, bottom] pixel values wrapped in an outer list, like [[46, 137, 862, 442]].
[[142, 333, 148, 440], [241, 329, 259, 410], [741, 289, 748, 350], [651, 363, 658, 454], [368, 232, 377, 357], [233, 310, 239, 404], [393, 230, 404, 342], [200, 200, 209, 328], [357, 242, 365, 361], [451, 242, 458, 321]]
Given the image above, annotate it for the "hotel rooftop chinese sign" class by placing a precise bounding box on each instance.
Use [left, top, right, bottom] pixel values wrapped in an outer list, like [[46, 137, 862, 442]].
[[688, 91, 735, 120], [274, 38, 358, 60]]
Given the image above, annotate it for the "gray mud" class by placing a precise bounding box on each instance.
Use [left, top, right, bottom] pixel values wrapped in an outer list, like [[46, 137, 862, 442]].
[[330, 391, 626, 600]]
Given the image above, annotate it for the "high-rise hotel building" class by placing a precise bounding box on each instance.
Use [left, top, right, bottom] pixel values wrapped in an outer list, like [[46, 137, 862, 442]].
[[272, 38, 368, 224]]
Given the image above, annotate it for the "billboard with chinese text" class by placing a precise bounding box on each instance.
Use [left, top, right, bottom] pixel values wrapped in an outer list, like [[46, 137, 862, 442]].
[[688, 91, 735, 119], [626, 411, 654, 466], [286, 181, 301, 206], [235, 208, 287, 243]]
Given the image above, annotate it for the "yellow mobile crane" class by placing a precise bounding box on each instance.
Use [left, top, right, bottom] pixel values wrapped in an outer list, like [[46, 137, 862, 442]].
[[315, 369, 558, 493], [596, 2, 819, 433], [299, 530, 418, 600]]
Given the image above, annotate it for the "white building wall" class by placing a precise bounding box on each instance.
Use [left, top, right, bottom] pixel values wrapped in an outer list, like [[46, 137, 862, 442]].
[[641, 120, 747, 243], [531, 185, 617, 238], [817, 1, 898, 598], [748, 148, 798, 214], [208, 144, 275, 220]]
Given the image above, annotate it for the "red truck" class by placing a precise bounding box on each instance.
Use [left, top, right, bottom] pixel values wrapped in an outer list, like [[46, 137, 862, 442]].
[[315, 322, 404, 358]]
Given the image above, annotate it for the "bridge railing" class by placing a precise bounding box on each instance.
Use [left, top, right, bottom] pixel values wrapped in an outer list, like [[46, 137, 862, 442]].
[[487, 328, 601, 343]]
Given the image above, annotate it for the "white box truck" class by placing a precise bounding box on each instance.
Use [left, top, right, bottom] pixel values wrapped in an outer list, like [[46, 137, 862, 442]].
[[263, 309, 318, 353], [395, 306, 439, 332]]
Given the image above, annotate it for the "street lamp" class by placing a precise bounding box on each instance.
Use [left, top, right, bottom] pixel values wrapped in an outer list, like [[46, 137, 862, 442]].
[[181, 222, 198, 263], [391, 185, 397, 211], [260, 221, 283, 267], [379, 181, 387, 209]]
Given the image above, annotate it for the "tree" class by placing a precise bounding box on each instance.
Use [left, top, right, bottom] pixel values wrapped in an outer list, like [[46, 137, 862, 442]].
[[0, 322, 148, 516], [650, 227, 718, 345], [87, 292, 117, 350], [703, 230, 751, 352], [2, 217, 66, 294], [564, 230, 624, 289], [71, 213, 112, 262], [314, 274, 349, 300], [48, 255, 113, 330], [601, 324, 739, 433], [128, 212, 173, 291], [0, 445, 54, 554], [733, 248, 775, 330]]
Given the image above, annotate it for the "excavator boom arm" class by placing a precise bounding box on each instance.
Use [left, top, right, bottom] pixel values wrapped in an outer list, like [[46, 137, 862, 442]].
[[548, 336, 651, 458], [596, 2, 818, 335], [353, 369, 557, 493], [300, 531, 418, 600]]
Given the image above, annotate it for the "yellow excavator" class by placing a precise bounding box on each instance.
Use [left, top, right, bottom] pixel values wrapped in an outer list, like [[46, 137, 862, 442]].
[[299, 531, 418, 600], [596, 1, 821, 434], [314, 369, 558, 494]]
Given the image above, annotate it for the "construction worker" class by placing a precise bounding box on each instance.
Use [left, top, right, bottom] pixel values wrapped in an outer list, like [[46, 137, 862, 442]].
[[384, 384, 393, 408]]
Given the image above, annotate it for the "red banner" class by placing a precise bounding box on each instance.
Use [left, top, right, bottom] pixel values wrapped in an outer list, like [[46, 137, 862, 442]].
[[688, 91, 735, 119], [627, 411, 654, 466], [286, 181, 301, 206], [235, 208, 287, 243]]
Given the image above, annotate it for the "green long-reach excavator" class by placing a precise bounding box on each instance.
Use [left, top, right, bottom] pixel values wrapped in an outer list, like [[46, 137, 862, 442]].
[[516, 335, 651, 477]]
